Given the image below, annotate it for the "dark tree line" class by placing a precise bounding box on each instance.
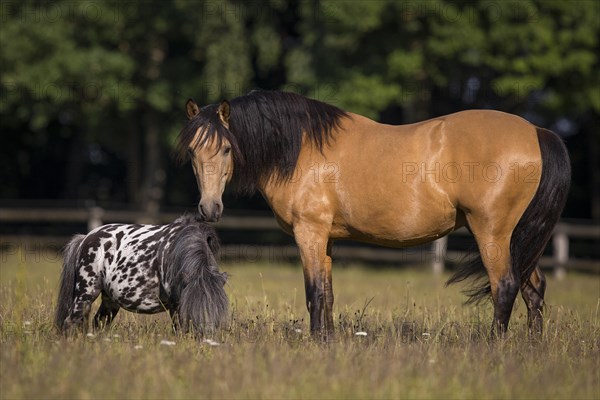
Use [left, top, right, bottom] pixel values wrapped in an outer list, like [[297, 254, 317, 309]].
[[1, 0, 598, 219]]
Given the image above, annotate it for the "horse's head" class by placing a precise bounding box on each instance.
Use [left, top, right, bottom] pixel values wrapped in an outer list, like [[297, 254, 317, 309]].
[[184, 99, 235, 222]]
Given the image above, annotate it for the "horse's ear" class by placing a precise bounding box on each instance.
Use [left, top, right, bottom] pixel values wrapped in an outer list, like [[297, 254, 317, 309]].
[[217, 100, 230, 126], [186, 98, 200, 120]]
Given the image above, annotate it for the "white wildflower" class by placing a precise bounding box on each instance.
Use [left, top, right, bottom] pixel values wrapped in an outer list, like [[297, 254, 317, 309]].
[[294, 328, 302, 334], [134, 345, 143, 350], [355, 331, 368, 336], [160, 340, 176, 346], [86, 333, 96, 338], [23, 321, 32, 326], [203, 339, 220, 346]]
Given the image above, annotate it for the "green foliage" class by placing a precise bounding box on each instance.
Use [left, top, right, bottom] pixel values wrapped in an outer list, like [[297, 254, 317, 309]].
[[284, 0, 599, 119], [336, 73, 400, 118], [1, 0, 598, 213], [2, 0, 597, 126]]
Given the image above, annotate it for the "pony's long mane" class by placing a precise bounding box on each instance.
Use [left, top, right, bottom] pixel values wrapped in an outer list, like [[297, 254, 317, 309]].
[[164, 214, 228, 333], [177, 90, 349, 194]]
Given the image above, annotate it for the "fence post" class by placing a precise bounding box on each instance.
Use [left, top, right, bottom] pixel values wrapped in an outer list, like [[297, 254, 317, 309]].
[[432, 236, 447, 275], [553, 226, 568, 280], [88, 207, 104, 231]]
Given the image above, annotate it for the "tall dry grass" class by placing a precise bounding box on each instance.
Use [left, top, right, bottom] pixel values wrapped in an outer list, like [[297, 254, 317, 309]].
[[0, 246, 598, 399]]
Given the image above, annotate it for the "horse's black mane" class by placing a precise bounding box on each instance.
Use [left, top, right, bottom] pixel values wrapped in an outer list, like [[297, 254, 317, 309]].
[[177, 90, 349, 194]]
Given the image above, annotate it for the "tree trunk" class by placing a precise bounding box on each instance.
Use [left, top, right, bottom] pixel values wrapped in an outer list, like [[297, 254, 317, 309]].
[[62, 130, 85, 199], [140, 111, 166, 222], [127, 113, 141, 208], [587, 114, 600, 221]]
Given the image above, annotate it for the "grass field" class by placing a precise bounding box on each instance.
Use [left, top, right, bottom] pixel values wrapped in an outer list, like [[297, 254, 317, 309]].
[[0, 245, 598, 399]]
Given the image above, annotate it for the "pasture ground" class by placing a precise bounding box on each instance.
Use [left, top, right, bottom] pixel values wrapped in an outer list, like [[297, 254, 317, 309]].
[[0, 246, 598, 399]]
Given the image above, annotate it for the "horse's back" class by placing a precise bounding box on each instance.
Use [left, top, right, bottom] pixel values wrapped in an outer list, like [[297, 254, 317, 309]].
[[275, 109, 543, 246], [418, 110, 542, 222]]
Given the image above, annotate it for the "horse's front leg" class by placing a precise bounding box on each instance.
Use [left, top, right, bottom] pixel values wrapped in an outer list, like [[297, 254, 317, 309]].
[[294, 224, 334, 338]]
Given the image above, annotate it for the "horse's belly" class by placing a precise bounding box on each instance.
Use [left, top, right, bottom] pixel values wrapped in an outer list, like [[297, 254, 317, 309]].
[[104, 273, 164, 313], [333, 224, 454, 247], [332, 193, 458, 247]]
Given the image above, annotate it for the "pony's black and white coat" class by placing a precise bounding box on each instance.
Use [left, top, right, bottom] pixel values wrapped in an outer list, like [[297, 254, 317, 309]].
[[55, 214, 228, 335]]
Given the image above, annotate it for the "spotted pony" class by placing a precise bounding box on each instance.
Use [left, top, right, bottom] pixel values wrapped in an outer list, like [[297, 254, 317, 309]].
[[55, 214, 228, 335]]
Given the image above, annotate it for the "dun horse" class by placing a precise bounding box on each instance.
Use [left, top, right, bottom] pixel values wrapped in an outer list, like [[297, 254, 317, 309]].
[[177, 90, 570, 337], [55, 214, 228, 335]]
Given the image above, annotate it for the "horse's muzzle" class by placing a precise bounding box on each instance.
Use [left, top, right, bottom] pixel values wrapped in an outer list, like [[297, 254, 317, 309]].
[[198, 200, 222, 222]]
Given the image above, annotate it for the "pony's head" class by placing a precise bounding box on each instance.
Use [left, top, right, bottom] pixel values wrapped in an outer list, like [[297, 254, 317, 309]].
[[168, 217, 229, 335], [180, 99, 239, 222]]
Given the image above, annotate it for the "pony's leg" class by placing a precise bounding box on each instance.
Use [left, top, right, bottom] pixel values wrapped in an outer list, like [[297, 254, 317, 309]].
[[64, 273, 102, 333], [472, 230, 519, 337], [169, 309, 180, 333], [294, 223, 334, 336], [93, 295, 120, 330], [520, 266, 546, 335]]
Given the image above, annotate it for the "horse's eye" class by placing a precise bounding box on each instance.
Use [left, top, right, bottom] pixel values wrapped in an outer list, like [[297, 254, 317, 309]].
[[223, 147, 231, 155]]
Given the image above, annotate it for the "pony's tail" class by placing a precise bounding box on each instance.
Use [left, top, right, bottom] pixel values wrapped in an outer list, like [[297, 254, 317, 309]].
[[55, 234, 85, 332], [448, 127, 571, 303]]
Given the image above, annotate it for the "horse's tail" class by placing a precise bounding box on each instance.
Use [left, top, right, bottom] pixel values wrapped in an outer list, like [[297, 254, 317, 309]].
[[170, 222, 229, 335], [448, 127, 571, 302], [55, 234, 85, 332], [510, 128, 570, 286]]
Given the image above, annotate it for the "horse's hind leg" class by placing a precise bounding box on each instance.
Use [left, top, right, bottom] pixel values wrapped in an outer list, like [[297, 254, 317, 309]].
[[520, 266, 546, 335], [469, 224, 520, 336], [93, 294, 120, 330]]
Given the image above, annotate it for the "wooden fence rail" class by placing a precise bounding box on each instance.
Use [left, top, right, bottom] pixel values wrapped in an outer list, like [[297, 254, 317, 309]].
[[1, 207, 598, 277]]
